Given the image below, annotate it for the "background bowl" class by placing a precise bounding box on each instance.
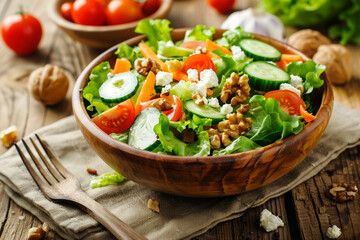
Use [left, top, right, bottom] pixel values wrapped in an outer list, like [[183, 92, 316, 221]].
[[73, 29, 334, 197], [48, 0, 173, 49]]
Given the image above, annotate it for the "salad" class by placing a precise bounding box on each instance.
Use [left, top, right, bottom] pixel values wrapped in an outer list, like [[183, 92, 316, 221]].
[[83, 19, 326, 157]]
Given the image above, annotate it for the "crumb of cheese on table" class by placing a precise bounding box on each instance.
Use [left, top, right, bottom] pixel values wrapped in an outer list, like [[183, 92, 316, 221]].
[[326, 225, 341, 239], [259, 209, 284, 232], [0, 125, 17, 148]]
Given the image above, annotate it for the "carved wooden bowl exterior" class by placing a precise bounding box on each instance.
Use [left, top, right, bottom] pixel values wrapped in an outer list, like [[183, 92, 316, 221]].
[[73, 29, 334, 197], [48, 0, 173, 49]]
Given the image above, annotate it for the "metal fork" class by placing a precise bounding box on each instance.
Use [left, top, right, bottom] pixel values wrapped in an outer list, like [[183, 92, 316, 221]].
[[14, 134, 147, 240]]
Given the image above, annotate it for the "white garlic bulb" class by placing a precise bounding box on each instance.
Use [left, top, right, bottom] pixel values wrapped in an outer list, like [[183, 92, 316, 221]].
[[221, 8, 284, 41]]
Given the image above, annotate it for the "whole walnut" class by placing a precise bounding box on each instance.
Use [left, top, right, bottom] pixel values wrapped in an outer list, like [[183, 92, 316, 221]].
[[288, 29, 331, 58], [313, 44, 353, 85], [28, 64, 69, 105]]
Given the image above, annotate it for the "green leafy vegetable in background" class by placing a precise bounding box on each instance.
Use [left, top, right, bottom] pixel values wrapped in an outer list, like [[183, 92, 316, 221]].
[[90, 172, 127, 189], [260, 0, 360, 45], [135, 19, 173, 50]]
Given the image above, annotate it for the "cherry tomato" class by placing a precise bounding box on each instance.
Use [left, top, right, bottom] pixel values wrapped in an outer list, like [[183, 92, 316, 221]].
[[264, 90, 306, 116], [142, 0, 162, 16], [183, 54, 216, 75], [60, 2, 73, 21], [92, 99, 135, 134], [106, 0, 143, 25], [140, 95, 183, 122], [179, 41, 206, 50], [207, 0, 235, 13], [95, 0, 110, 7], [1, 10, 42, 55], [72, 0, 106, 26]]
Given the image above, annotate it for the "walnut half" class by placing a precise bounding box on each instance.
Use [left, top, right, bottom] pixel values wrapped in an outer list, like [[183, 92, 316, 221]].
[[328, 183, 358, 202], [220, 73, 250, 106]]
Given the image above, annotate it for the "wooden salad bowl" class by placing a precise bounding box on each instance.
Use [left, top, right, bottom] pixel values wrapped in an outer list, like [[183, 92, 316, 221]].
[[47, 0, 173, 49], [72, 29, 334, 197]]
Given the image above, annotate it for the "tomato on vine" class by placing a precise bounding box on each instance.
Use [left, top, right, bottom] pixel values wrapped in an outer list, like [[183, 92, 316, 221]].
[[1, 7, 42, 55]]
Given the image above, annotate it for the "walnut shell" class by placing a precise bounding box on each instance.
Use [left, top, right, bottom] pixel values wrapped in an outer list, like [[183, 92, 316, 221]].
[[288, 29, 331, 58], [313, 44, 353, 85], [28, 64, 69, 105]]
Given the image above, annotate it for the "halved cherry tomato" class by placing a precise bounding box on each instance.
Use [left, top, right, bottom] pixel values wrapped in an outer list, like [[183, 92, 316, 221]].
[[92, 99, 135, 134], [140, 95, 183, 121], [180, 41, 206, 50], [264, 90, 306, 116], [183, 54, 216, 75], [60, 2, 73, 21]]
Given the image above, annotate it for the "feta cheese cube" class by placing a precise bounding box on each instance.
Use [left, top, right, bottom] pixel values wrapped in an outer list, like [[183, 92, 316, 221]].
[[208, 98, 220, 108], [279, 83, 301, 96], [326, 225, 341, 239], [0, 125, 17, 148], [231, 46, 245, 61], [189, 82, 207, 97], [187, 69, 199, 81], [259, 209, 284, 232], [290, 74, 303, 88], [156, 71, 173, 86], [161, 84, 172, 94], [220, 104, 233, 115], [200, 69, 219, 88]]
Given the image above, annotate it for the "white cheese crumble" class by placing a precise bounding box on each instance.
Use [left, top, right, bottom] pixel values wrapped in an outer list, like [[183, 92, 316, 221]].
[[189, 82, 207, 97], [259, 209, 284, 232], [290, 74, 303, 86], [199, 69, 219, 88], [161, 84, 172, 94], [220, 104, 233, 115], [187, 69, 199, 81], [156, 71, 173, 86], [231, 46, 245, 61], [279, 83, 301, 96], [208, 98, 220, 108], [326, 225, 341, 239]]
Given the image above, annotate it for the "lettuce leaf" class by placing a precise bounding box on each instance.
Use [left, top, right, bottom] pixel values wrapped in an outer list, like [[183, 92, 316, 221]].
[[110, 132, 129, 143], [215, 26, 254, 49], [286, 61, 325, 94], [82, 62, 112, 115], [169, 80, 193, 101], [134, 19, 173, 50], [154, 114, 211, 156], [213, 136, 260, 156], [184, 25, 215, 42], [90, 172, 127, 189], [115, 43, 142, 66], [246, 95, 304, 146]]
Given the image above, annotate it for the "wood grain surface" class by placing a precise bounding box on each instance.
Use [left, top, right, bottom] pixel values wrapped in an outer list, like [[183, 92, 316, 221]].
[[0, 0, 359, 239]]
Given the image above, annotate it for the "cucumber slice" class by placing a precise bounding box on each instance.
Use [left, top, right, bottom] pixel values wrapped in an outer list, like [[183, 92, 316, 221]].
[[239, 39, 282, 62], [128, 108, 161, 151], [99, 72, 139, 103], [244, 61, 290, 92], [185, 100, 225, 123]]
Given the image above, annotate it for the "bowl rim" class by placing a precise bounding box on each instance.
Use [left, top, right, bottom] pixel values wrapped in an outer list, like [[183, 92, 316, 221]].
[[72, 28, 334, 165], [47, 0, 173, 32]]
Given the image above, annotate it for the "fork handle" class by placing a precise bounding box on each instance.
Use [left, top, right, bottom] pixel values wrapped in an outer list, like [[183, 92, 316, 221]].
[[72, 191, 147, 240]]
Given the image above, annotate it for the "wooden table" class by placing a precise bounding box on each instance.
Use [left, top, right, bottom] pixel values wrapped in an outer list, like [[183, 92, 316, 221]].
[[1, 0, 359, 239]]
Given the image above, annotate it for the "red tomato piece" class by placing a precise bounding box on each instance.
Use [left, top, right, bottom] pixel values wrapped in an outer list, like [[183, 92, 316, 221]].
[[207, 0, 235, 13], [183, 54, 216, 75], [72, 0, 106, 26], [140, 95, 183, 122], [179, 41, 206, 50], [60, 2, 74, 21], [92, 99, 135, 134], [106, 0, 143, 25], [264, 90, 306, 116], [142, 0, 162, 16], [1, 11, 42, 55]]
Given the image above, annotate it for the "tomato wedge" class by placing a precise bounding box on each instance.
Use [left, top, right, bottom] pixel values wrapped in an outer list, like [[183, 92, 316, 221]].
[[92, 99, 135, 134], [183, 53, 216, 75], [264, 90, 306, 116], [140, 95, 183, 121], [180, 41, 206, 50]]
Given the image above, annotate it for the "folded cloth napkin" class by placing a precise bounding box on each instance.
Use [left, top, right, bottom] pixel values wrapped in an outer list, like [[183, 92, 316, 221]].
[[1, 102, 360, 240]]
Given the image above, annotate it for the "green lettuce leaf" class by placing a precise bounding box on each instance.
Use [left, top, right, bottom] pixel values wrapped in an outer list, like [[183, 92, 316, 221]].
[[169, 80, 193, 101], [213, 136, 260, 156], [115, 43, 143, 66], [215, 26, 254, 49], [134, 19, 173, 50], [90, 172, 127, 189], [110, 132, 129, 143], [184, 25, 215, 42]]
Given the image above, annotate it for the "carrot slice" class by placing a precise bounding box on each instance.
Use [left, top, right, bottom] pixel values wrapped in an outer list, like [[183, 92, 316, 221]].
[[205, 39, 232, 56], [300, 105, 316, 123], [276, 54, 304, 70], [134, 71, 156, 116], [162, 62, 191, 82], [113, 58, 131, 74], [206, 88, 213, 96], [139, 42, 164, 68]]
